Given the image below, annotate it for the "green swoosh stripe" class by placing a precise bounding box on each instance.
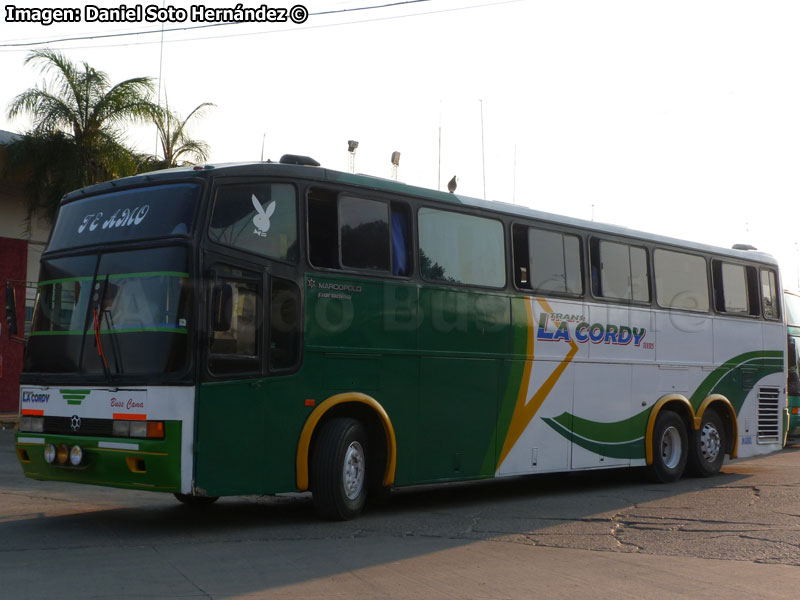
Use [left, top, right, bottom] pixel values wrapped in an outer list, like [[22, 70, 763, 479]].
[[691, 357, 783, 414], [543, 417, 646, 459], [543, 350, 783, 455], [551, 408, 650, 444], [688, 351, 783, 409]]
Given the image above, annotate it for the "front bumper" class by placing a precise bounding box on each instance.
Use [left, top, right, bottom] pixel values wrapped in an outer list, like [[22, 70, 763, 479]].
[[15, 422, 182, 492]]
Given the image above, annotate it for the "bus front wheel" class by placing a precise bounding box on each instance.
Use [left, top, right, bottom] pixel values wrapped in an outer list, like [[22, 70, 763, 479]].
[[647, 411, 688, 483], [311, 417, 368, 520], [687, 409, 726, 477]]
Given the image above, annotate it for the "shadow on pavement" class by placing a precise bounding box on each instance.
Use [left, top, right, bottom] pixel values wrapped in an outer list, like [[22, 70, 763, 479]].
[[0, 429, 756, 598]]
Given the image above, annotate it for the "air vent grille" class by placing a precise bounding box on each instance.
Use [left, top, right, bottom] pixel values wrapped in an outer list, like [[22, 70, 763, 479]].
[[757, 386, 781, 444]]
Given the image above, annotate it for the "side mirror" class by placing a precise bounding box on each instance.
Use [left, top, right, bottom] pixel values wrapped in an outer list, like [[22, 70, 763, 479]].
[[5, 284, 18, 337], [211, 283, 233, 332]]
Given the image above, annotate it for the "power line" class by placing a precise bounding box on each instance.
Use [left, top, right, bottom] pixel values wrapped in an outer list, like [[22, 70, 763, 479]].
[[0, 0, 433, 48]]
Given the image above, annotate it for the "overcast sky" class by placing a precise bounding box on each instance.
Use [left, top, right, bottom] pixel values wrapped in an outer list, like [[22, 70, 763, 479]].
[[3, 0, 800, 286]]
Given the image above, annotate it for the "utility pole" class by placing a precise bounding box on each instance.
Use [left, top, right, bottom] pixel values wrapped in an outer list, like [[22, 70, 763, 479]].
[[480, 99, 486, 199]]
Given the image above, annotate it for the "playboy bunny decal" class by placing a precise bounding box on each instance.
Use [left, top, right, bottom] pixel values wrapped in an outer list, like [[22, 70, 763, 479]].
[[252, 194, 276, 237]]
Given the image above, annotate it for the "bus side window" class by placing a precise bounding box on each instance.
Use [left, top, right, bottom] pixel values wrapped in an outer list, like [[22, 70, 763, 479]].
[[712, 260, 760, 316], [339, 195, 390, 271], [513, 224, 582, 295], [654, 249, 707, 311], [591, 238, 650, 302], [512, 224, 531, 289], [761, 269, 780, 320], [528, 227, 582, 295], [307, 189, 340, 269], [308, 188, 409, 277], [269, 277, 301, 371], [208, 273, 261, 375], [418, 208, 505, 288], [391, 202, 412, 276], [589, 238, 602, 296], [209, 183, 298, 263]]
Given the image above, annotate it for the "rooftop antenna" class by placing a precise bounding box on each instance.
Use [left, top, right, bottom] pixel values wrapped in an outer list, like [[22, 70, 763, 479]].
[[347, 140, 358, 173], [391, 151, 401, 180], [260, 133, 265, 161], [437, 100, 442, 190], [480, 99, 486, 199], [153, 0, 166, 158], [512, 144, 517, 204]]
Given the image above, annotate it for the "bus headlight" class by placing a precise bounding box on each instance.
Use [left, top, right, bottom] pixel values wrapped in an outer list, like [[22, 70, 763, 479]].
[[69, 445, 84, 466], [129, 421, 147, 438], [20, 416, 44, 432], [44, 444, 56, 464], [112, 420, 130, 437]]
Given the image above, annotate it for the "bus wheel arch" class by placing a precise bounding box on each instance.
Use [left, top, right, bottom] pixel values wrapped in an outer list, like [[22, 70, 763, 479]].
[[296, 393, 397, 495], [645, 395, 693, 483]]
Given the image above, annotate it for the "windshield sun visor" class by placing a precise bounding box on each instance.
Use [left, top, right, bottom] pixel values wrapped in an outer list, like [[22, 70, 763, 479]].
[[48, 183, 201, 252]]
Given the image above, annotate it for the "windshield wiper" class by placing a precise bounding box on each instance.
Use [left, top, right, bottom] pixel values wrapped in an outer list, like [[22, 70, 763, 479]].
[[102, 309, 123, 374], [92, 306, 112, 380], [91, 276, 123, 379]]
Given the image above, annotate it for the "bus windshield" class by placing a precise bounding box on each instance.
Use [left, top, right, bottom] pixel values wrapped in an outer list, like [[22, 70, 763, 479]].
[[25, 246, 192, 377]]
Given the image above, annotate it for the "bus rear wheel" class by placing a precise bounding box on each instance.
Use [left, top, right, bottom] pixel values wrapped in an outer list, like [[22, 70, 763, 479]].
[[647, 411, 688, 483], [687, 409, 726, 477], [311, 417, 368, 520]]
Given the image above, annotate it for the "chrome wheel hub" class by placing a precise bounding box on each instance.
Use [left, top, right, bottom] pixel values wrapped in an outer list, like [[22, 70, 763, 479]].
[[699, 422, 721, 462], [660, 425, 682, 469], [343, 441, 365, 500]]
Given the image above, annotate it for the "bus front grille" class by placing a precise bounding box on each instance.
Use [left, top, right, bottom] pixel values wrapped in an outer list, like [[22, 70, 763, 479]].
[[41, 416, 114, 437]]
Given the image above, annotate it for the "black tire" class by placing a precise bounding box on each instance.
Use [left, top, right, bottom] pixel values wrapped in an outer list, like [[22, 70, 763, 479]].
[[367, 432, 390, 507], [646, 411, 688, 483], [686, 409, 726, 477], [174, 493, 219, 506], [311, 418, 368, 520]]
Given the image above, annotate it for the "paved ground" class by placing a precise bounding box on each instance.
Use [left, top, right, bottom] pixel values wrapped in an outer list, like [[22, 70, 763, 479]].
[[2, 429, 800, 598]]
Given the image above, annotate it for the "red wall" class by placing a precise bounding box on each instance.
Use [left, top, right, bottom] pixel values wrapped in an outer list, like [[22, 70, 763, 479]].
[[0, 237, 27, 413]]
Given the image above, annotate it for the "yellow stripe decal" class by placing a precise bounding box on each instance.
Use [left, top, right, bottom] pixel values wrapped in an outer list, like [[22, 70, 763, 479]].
[[497, 298, 579, 469]]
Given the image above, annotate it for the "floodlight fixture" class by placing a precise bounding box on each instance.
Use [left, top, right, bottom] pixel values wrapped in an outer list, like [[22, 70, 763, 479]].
[[348, 140, 359, 173], [391, 151, 401, 180]]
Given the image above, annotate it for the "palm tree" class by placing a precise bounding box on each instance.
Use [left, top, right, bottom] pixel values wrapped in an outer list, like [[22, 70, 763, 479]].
[[152, 96, 215, 168], [7, 48, 156, 187], [2, 130, 82, 227]]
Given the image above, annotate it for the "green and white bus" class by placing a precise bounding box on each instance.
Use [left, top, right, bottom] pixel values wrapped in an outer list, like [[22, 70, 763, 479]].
[[784, 290, 800, 439], [12, 156, 787, 519]]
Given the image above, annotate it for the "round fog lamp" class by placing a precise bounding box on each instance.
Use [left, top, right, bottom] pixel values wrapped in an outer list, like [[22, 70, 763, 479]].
[[56, 444, 69, 465], [44, 444, 56, 464], [69, 445, 84, 466]]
